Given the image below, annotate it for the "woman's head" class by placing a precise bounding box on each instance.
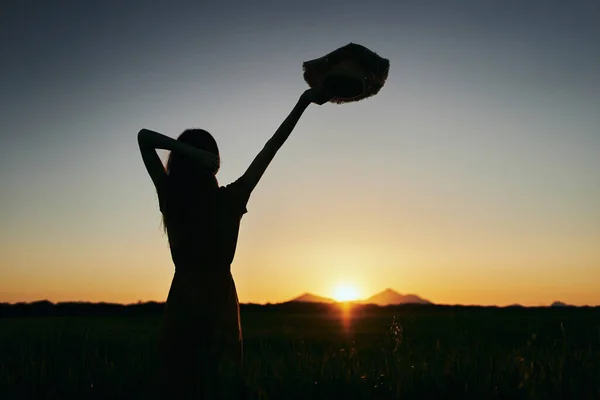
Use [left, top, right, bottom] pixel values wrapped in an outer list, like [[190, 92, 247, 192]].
[[162, 129, 220, 235], [166, 129, 220, 178]]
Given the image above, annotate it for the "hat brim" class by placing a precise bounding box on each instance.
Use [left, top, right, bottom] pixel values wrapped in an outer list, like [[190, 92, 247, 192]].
[[302, 43, 390, 104]]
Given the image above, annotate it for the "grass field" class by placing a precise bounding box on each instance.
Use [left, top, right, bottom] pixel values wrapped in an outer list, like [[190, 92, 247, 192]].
[[1, 304, 599, 399]]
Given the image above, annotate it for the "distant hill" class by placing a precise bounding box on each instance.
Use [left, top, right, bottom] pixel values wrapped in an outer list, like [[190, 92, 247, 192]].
[[361, 289, 432, 306], [285, 289, 432, 306], [550, 301, 571, 307], [288, 293, 336, 304]]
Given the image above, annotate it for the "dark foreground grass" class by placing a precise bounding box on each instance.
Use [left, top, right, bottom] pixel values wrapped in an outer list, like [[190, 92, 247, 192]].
[[1, 304, 599, 399]]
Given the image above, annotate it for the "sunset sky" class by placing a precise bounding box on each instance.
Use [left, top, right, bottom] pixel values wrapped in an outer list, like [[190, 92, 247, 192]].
[[2, 1, 599, 306]]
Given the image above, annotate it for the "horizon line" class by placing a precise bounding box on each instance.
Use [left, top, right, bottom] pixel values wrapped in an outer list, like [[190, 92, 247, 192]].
[[0, 299, 593, 308]]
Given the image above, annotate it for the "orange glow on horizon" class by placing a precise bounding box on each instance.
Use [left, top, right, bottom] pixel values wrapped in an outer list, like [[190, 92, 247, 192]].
[[332, 283, 360, 302]]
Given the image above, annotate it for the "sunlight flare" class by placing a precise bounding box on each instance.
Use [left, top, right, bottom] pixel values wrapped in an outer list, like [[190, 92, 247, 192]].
[[333, 284, 359, 302]]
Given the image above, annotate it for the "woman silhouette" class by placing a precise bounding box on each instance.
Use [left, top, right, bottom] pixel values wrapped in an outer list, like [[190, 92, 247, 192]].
[[138, 87, 331, 399]]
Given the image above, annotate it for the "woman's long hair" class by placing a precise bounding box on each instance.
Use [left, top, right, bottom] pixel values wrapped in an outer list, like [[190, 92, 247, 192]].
[[161, 129, 220, 244]]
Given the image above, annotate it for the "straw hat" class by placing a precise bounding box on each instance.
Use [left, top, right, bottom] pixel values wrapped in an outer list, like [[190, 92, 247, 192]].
[[302, 43, 390, 104]]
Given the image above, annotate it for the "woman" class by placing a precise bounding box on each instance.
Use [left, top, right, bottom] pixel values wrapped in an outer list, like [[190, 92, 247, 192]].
[[138, 87, 331, 398]]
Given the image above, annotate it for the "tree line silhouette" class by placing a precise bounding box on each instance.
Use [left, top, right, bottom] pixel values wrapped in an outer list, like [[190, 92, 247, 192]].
[[0, 300, 588, 319]]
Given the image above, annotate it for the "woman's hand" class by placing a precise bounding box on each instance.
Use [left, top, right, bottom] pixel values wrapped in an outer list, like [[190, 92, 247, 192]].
[[300, 87, 333, 106], [199, 150, 220, 173]]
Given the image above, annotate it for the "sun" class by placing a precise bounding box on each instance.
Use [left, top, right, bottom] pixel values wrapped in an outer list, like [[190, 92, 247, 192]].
[[333, 284, 359, 302]]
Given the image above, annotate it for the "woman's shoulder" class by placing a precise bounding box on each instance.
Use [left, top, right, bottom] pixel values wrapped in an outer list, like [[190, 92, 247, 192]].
[[219, 178, 251, 215]]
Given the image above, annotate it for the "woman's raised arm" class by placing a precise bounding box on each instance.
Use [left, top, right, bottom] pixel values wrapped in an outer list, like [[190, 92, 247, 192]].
[[237, 88, 331, 194]]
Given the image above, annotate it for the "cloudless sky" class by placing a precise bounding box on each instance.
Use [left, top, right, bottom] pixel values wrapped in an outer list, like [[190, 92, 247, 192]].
[[1, 0, 599, 306]]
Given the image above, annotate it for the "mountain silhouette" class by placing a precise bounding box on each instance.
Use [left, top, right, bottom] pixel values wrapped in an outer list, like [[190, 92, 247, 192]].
[[361, 288, 431, 305], [286, 289, 431, 305], [288, 293, 336, 304]]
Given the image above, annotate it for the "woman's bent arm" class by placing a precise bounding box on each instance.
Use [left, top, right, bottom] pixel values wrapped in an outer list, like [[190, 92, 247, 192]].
[[137, 129, 219, 190]]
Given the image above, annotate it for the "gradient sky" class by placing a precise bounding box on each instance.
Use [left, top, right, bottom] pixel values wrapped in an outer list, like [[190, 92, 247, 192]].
[[2, 0, 599, 306]]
